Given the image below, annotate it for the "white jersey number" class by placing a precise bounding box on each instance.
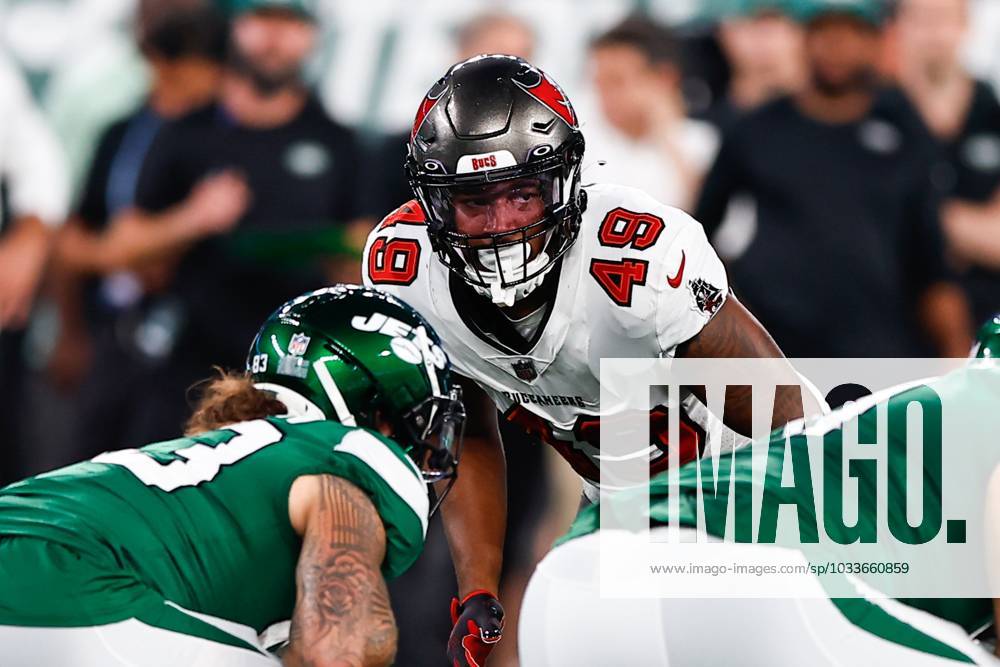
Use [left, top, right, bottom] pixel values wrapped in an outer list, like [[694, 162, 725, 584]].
[[93, 420, 284, 492]]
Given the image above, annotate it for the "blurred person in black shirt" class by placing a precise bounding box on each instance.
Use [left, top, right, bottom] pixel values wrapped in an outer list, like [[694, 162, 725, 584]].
[[132, 0, 365, 283], [49, 3, 228, 462], [0, 52, 70, 483], [55, 0, 365, 454], [131, 0, 365, 403], [706, 0, 806, 132], [894, 0, 1000, 325], [695, 0, 971, 358]]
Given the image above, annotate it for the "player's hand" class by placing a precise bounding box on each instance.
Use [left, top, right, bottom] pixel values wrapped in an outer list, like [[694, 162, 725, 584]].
[[447, 590, 504, 667]]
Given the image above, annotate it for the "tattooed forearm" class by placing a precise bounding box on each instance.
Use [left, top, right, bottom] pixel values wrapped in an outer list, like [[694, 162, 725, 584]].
[[285, 476, 397, 667], [364, 579, 396, 661]]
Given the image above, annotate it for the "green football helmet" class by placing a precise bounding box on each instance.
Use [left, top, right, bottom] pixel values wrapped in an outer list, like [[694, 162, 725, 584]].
[[971, 314, 1000, 360], [247, 285, 464, 501]]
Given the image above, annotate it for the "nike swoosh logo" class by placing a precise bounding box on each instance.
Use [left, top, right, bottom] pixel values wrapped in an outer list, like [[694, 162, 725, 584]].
[[667, 251, 686, 288]]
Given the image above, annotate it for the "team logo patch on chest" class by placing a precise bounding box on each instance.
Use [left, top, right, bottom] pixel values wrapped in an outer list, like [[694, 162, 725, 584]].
[[511, 359, 538, 381], [689, 278, 724, 316], [284, 141, 331, 178], [963, 134, 1000, 172]]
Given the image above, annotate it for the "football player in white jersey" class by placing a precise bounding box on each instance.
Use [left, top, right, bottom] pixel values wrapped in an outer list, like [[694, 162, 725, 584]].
[[362, 54, 806, 665]]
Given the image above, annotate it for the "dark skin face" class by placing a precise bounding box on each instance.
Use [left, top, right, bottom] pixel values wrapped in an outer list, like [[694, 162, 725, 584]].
[[451, 178, 547, 244], [451, 177, 552, 315]]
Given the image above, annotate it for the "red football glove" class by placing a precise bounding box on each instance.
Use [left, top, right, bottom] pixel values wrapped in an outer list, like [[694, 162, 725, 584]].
[[447, 589, 504, 667]]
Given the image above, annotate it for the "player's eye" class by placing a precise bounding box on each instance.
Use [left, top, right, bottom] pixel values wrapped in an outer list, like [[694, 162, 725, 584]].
[[511, 189, 539, 204]]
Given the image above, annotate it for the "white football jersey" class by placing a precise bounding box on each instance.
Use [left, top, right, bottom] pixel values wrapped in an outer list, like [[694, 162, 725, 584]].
[[362, 183, 733, 485]]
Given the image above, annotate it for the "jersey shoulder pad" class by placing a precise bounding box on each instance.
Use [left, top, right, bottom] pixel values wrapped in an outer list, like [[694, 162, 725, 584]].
[[579, 183, 729, 351], [363, 200, 433, 292]]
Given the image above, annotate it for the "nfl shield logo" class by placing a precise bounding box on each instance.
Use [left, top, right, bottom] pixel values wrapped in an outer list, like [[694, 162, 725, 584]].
[[288, 332, 311, 356], [512, 359, 537, 382]]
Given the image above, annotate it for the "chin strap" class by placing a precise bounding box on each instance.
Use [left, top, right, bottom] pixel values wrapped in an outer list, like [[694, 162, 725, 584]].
[[487, 282, 516, 308]]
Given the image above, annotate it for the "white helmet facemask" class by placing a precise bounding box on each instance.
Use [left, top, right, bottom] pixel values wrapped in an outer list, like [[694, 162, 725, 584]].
[[468, 243, 553, 307]]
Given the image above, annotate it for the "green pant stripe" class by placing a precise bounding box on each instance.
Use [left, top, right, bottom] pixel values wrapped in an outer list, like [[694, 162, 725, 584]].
[[833, 597, 976, 664]]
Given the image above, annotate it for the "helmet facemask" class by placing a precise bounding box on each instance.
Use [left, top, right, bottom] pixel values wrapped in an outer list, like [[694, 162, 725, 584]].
[[371, 319, 465, 516], [414, 152, 583, 307], [395, 386, 465, 515]]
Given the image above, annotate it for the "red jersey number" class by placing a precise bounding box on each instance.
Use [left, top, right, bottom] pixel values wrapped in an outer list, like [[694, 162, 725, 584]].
[[368, 238, 421, 285], [589, 259, 648, 307], [591, 208, 665, 306], [598, 208, 665, 250]]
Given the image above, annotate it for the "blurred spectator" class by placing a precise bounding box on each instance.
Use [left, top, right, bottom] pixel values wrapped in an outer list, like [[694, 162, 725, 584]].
[[0, 51, 70, 484], [48, 3, 227, 464], [586, 16, 718, 210], [457, 11, 536, 60], [708, 0, 806, 131], [0, 53, 69, 486], [54, 0, 365, 454], [695, 0, 972, 359], [42, 0, 210, 194], [894, 0, 1000, 325]]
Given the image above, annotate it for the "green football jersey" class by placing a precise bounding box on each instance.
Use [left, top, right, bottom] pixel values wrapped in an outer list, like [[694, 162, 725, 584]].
[[0, 416, 428, 633], [564, 366, 1000, 634]]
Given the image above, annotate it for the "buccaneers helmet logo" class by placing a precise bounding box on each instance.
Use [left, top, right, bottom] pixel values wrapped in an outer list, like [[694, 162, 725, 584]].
[[411, 78, 450, 140], [512, 65, 578, 128]]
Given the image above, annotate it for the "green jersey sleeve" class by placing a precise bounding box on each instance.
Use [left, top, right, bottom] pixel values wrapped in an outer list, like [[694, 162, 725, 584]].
[[318, 424, 430, 579]]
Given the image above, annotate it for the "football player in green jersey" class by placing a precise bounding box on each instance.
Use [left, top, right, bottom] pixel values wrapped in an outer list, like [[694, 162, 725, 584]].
[[519, 316, 1000, 666], [0, 285, 465, 667]]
